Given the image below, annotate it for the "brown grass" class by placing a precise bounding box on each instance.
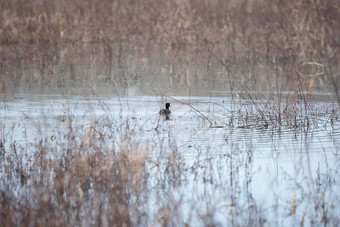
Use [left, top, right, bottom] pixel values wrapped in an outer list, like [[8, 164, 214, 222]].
[[0, 0, 339, 99], [0, 99, 339, 226], [0, 2, 339, 224]]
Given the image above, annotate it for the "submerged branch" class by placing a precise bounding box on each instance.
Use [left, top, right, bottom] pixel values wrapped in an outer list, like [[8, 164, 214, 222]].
[[161, 94, 213, 127]]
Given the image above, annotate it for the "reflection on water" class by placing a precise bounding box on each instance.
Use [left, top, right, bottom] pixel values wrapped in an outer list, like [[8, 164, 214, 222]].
[[1, 94, 340, 225]]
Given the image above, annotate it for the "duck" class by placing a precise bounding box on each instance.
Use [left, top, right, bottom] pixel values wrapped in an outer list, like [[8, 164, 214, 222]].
[[159, 103, 171, 120]]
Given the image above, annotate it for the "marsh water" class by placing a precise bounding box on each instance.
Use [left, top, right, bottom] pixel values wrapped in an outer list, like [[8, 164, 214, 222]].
[[1, 0, 340, 224], [1, 93, 339, 226]]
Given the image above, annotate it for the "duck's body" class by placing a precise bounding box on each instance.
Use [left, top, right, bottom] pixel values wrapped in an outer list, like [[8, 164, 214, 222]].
[[159, 103, 171, 120]]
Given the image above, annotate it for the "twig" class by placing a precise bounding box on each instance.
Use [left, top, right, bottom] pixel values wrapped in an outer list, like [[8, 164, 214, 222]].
[[161, 94, 213, 127], [206, 49, 269, 127]]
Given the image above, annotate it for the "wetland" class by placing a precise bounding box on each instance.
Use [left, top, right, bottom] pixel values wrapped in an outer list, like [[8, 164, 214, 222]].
[[1, 0, 340, 226]]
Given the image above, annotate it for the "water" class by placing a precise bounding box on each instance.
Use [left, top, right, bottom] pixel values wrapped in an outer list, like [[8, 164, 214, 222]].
[[1, 94, 340, 226]]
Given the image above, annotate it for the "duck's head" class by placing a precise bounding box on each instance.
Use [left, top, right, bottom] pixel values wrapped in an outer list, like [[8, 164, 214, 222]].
[[165, 103, 170, 109]]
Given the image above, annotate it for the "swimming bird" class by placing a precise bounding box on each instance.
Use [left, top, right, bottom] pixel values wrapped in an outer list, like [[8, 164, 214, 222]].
[[159, 103, 171, 120]]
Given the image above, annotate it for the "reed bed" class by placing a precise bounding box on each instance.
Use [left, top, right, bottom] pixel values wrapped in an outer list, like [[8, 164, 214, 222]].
[[1, 0, 340, 226]]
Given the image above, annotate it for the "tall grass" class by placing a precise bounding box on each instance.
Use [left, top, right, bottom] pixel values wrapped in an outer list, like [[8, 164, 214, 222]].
[[1, 102, 339, 226], [0, 0, 339, 99], [1, 0, 340, 225]]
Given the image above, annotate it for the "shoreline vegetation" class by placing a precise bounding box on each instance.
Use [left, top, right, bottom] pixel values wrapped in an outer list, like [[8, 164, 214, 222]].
[[1, 95, 339, 226], [1, 0, 340, 226], [1, 0, 339, 99]]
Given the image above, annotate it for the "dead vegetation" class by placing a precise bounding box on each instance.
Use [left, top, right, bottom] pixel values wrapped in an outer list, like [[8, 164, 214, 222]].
[[0, 0, 339, 99], [0, 103, 339, 226], [0, 102, 339, 226], [0, 0, 340, 225]]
